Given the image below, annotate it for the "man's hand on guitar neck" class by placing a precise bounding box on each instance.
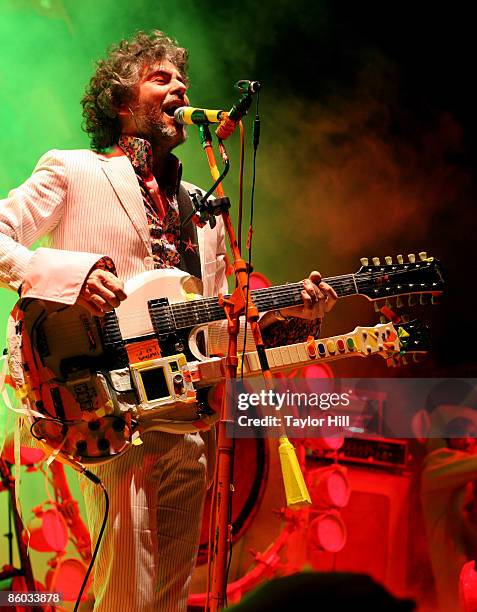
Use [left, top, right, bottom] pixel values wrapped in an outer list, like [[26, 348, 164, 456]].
[[261, 270, 337, 328], [78, 268, 127, 317]]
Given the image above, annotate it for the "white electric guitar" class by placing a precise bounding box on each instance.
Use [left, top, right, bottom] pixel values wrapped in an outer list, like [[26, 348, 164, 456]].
[[8, 255, 440, 465]]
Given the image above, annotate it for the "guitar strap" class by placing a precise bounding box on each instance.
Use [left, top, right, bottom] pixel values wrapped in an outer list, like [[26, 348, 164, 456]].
[[177, 182, 202, 280]]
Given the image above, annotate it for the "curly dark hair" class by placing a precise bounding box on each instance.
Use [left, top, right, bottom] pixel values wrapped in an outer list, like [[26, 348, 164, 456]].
[[81, 30, 188, 151]]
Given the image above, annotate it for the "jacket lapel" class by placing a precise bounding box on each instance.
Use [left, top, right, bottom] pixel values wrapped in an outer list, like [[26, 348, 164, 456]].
[[100, 154, 151, 253]]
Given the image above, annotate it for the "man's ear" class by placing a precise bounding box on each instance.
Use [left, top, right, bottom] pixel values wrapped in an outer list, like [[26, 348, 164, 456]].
[[411, 409, 431, 444]]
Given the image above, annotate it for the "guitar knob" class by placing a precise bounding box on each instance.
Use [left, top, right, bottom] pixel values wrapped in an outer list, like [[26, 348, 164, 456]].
[[397, 254, 404, 264], [88, 420, 101, 431], [385, 256, 393, 265], [112, 418, 126, 432], [419, 251, 427, 261], [97, 438, 110, 452], [76, 440, 88, 455], [360, 257, 369, 266], [408, 253, 416, 263], [372, 257, 381, 266]]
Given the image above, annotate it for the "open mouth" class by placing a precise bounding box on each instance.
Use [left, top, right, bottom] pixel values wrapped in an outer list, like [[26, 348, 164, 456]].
[[164, 103, 183, 118]]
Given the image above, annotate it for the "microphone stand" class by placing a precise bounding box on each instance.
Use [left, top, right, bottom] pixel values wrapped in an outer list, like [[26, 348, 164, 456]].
[[0, 456, 42, 612], [194, 125, 311, 611]]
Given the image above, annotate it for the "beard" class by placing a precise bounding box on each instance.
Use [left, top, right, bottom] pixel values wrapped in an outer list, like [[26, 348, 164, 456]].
[[135, 101, 186, 150]]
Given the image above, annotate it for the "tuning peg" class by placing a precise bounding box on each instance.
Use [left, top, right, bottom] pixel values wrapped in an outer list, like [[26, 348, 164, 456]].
[[360, 257, 369, 266], [396, 297, 404, 308], [379, 315, 387, 324], [384, 256, 393, 265], [372, 257, 381, 266], [374, 301, 382, 312], [420, 294, 429, 305], [385, 299, 393, 310], [419, 251, 428, 261], [408, 253, 416, 263], [408, 295, 417, 307], [397, 254, 404, 264], [431, 295, 439, 305]]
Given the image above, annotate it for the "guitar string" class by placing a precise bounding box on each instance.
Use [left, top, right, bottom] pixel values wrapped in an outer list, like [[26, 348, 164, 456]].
[[24, 265, 439, 336], [36, 266, 439, 339]]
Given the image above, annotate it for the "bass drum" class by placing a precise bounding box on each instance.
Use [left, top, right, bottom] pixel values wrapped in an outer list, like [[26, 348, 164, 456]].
[[189, 437, 294, 607]]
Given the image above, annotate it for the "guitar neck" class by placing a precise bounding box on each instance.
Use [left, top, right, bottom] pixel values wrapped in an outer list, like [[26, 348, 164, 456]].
[[189, 321, 401, 386], [169, 274, 358, 330]]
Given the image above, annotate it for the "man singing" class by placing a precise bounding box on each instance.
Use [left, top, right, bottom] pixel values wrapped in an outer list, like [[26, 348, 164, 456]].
[[0, 31, 336, 610]]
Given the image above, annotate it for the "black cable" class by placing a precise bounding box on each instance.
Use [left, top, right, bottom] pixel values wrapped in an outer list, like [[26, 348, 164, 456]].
[[73, 475, 109, 612], [241, 91, 261, 377]]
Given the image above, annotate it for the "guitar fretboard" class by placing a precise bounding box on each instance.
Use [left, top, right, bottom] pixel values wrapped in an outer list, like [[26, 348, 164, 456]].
[[166, 275, 359, 330]]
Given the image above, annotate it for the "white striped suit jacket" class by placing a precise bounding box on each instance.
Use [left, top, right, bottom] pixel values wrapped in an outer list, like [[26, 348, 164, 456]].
[[0, 148, 228, 301]]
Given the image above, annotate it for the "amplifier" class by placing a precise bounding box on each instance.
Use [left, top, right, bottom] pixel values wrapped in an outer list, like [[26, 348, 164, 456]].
[[338, 437, 408, 469], [307, 437, 409, 469]]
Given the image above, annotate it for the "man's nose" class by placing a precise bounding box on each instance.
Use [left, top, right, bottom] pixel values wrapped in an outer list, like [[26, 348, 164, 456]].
[[170, 78, 187, 97]]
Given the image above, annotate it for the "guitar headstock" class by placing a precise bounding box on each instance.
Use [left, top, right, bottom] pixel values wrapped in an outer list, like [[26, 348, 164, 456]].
[[355, 252, 444, 302], [350, 318, 430, 364], [394, 319, 431, 354]]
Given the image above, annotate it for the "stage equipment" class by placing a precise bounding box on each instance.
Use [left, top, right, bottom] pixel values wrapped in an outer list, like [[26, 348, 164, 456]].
[[0, 456, 42, 611], [7, 259, 434, 464], [190, 437, 411, 606], [24, 503, 68, 553]]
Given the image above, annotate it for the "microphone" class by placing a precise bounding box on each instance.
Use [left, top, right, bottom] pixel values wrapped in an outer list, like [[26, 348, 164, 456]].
[[235, 80, 261, 94], [174, 106, 227, 125], [215, 80, 261, 140]]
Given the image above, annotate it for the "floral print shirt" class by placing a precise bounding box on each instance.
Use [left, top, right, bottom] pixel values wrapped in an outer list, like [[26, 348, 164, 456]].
[[118, 135, 181, 269]]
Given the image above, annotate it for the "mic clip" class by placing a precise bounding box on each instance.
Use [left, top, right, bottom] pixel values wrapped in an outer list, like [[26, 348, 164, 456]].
[[187, 191, 231, 230]]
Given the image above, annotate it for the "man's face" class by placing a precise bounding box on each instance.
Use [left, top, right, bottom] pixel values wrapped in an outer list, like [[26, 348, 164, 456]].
[[125, 59, 189, 149]]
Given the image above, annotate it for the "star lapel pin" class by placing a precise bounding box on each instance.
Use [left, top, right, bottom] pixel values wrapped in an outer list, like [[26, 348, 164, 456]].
[[182, 238, 198, 253]]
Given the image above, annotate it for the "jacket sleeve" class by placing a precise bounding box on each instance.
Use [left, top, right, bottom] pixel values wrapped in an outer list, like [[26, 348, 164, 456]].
[[0, 150, 105, 303]]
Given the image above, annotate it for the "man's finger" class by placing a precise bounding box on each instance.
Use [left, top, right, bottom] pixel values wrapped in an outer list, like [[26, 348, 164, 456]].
[[88, 283, 122, 308], [319, 281, 338, 313], [319, 281, 338, 300], [102, 274, 127, 301], [303, 279, 320, 303], [309, 270, 322, 285]]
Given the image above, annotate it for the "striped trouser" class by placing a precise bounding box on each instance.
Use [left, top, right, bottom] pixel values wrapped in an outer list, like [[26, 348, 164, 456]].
[[80, 430, 212, 611]]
